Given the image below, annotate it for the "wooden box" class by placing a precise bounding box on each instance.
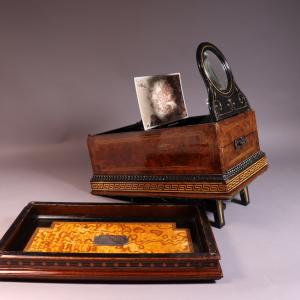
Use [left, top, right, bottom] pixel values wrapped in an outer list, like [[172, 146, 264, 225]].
[[88, 109, 268, 201], [86, 42, 269, 228], [0, 202, 222, 282]]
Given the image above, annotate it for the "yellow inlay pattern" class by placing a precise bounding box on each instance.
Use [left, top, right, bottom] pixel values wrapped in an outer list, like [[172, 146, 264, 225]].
[[24, 222, 194, 254]]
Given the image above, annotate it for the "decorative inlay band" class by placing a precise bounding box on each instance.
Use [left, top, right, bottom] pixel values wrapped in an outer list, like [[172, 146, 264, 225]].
[[91, 156, 268, 194], [0, 259, 215, 269], [226, 156, 268, 191]]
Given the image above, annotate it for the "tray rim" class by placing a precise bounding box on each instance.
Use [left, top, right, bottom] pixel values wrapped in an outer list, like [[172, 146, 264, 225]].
[[0, 202, 222, 282]]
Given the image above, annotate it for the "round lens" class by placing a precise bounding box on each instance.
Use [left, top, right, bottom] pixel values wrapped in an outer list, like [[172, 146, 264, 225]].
[[203, 50, 228, 91]]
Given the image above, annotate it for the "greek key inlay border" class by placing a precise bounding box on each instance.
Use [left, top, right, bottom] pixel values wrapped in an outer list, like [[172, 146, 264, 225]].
[[91, 156, 268, 194]]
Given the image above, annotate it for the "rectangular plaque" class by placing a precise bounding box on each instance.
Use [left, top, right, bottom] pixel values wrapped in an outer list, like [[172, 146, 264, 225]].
[[24, 222, 193, 254], [94, 235, 129, 246], [0, 202, 222, 282]]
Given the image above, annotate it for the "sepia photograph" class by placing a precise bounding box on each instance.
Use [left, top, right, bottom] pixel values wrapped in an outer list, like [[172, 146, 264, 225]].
[[134, 73, 188, 130]]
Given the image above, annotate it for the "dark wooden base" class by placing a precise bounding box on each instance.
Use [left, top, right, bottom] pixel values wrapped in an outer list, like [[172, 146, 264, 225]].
[[0, 202, 223, 282]]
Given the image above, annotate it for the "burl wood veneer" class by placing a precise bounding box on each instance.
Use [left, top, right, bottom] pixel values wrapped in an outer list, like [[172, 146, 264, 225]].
[[88, 110, 268, 200]]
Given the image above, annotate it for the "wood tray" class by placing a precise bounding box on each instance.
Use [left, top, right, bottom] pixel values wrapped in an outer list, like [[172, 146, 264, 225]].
[[0, 202, 222, 282]]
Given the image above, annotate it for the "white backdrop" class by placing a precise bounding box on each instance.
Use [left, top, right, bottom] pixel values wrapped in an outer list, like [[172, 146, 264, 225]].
[[0, 0, 300, 299]]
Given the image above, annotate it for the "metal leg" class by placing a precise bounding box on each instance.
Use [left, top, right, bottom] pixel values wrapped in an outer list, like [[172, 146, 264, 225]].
[[205, 200, 226, 229], [232, 186, 250, 206]]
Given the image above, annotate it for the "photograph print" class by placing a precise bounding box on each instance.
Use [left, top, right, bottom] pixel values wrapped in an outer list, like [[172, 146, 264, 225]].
[[134, 73, 188, 130]]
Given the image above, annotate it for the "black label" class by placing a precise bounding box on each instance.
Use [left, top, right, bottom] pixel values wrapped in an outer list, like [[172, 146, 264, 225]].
[[93, 235, 129, 246]]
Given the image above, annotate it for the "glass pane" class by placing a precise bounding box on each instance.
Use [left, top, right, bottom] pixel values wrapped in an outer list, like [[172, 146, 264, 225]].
[[203, 50, 228, 91]]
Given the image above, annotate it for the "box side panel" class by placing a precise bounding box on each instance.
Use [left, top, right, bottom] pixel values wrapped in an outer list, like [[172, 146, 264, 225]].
[[217, 110, 261, 171], [217, 110, 258, 147], [219, 131, 260, 171], [88, 124, 222, 175]]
